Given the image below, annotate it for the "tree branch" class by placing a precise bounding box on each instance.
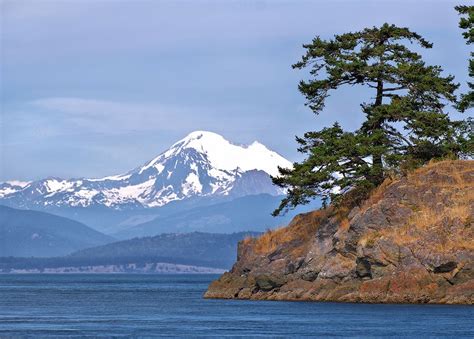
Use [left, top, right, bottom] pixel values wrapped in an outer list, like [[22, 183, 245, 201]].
[[382, 86, 406, 91], [385, 129, 413, 146]]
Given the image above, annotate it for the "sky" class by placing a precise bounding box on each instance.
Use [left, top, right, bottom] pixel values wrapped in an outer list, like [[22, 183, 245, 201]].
[[1, 0, 472, 181]]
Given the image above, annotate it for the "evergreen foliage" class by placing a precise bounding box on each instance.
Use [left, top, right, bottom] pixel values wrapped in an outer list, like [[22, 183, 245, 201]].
[[456, 5, 474, 111], [272, 23, 473, 215]]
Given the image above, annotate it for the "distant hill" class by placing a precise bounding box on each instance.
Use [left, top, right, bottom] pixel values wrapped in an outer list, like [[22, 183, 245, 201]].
[[0, 231, 260, 271], [114, 194, 320, 239], [69, 231, 260, 268], [0, 205, 113, 257]]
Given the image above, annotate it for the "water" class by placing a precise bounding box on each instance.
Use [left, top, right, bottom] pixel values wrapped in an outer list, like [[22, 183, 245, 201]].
[[0, 274, 472, 337]]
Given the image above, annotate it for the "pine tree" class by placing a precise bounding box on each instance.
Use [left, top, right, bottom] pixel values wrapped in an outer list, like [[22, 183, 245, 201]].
[[272, 23, 470, 216], [455, 5, 474, 111]]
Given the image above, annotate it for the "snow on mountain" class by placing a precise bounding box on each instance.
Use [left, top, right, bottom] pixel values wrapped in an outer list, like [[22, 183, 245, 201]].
[[142, 131, 288, 177], [0, 131, 292, 210], [0, 181, 31, 198]]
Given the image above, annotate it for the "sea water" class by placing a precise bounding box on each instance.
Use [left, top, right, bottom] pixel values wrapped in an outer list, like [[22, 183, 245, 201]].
[[0, 274, 472, 337]]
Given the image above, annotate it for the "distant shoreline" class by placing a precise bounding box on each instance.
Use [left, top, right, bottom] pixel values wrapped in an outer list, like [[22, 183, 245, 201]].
[[1, 262, 226, 274]]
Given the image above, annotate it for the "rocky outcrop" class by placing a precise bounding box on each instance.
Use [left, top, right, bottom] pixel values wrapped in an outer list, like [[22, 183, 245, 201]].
[[205, 161, 474, 304]]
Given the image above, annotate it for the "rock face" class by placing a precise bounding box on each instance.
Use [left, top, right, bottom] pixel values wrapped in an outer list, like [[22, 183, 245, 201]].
[[205, 161, 474, 304]]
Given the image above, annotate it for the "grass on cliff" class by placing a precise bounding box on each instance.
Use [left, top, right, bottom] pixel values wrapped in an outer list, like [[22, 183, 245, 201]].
[[394, 161, 472, 251], [361, 160, 473, 252], [247, 159, 473, 257], [243, 209, 329, 257]]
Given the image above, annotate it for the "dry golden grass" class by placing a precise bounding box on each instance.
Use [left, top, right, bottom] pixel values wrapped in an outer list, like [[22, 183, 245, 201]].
[[359, 178, 394, 213], [370, 160, 473, 251], [251, 209, 329, 256], [407, 159, 473, 188], [251, 160, 473, 258], [361, 204, 473, 251], [359, 160, 472, 214], [241, 235, 255, 247], [339, 218, 350, 231], [252, 226, 291, 255]]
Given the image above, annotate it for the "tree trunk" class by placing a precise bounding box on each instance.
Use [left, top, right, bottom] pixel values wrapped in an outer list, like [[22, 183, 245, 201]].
[[372, 79, 384, 185]]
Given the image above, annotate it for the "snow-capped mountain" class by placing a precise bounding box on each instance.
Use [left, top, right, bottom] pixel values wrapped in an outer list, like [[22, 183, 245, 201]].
[[0, 131, 292, 210], [0, 181, 31, 198]]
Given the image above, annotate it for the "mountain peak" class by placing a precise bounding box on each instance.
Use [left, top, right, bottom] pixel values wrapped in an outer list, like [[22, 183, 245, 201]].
[[171, 130, 229, 152], [182, 130, 224, 141], [1, 131, 292, 209], [166, 131, 290, 177]]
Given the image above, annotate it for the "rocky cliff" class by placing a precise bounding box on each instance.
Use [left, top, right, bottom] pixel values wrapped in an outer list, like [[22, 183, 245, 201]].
[[205, 160, 474, 304]]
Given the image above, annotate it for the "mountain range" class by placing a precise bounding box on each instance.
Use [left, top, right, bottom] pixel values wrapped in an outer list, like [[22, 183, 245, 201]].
[[0, 131, 305, 237], [0, 205, 112, 257], [0, 131, 326, 266], [0, 231, 259, 271], [0, 131, 291, 209], [113, 194, 299, 239]]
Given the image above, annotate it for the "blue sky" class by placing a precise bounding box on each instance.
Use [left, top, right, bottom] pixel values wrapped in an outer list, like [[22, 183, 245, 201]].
[[1, 0, 472, 181]]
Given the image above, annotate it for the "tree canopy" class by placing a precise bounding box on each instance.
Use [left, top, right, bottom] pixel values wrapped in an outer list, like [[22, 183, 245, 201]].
[[272, 23, 472, 215], [456, 5, 474, 111]]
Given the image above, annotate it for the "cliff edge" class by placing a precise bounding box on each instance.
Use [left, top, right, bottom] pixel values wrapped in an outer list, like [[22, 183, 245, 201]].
[[205, 160, 474, 304]]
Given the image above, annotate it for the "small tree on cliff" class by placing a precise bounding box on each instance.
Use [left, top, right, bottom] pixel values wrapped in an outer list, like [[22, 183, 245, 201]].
[[456, 5, 474, 111], [272, 23, 470, 215]]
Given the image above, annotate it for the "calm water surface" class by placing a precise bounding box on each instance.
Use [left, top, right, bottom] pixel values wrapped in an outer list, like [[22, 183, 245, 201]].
[[0, 274, 472, 337]]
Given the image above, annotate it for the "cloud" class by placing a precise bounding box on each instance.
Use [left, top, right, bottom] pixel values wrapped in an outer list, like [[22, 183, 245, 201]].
[[31, 98, 174, 133], [7, 97, 276, 139], [1, 98, 199, 150]]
